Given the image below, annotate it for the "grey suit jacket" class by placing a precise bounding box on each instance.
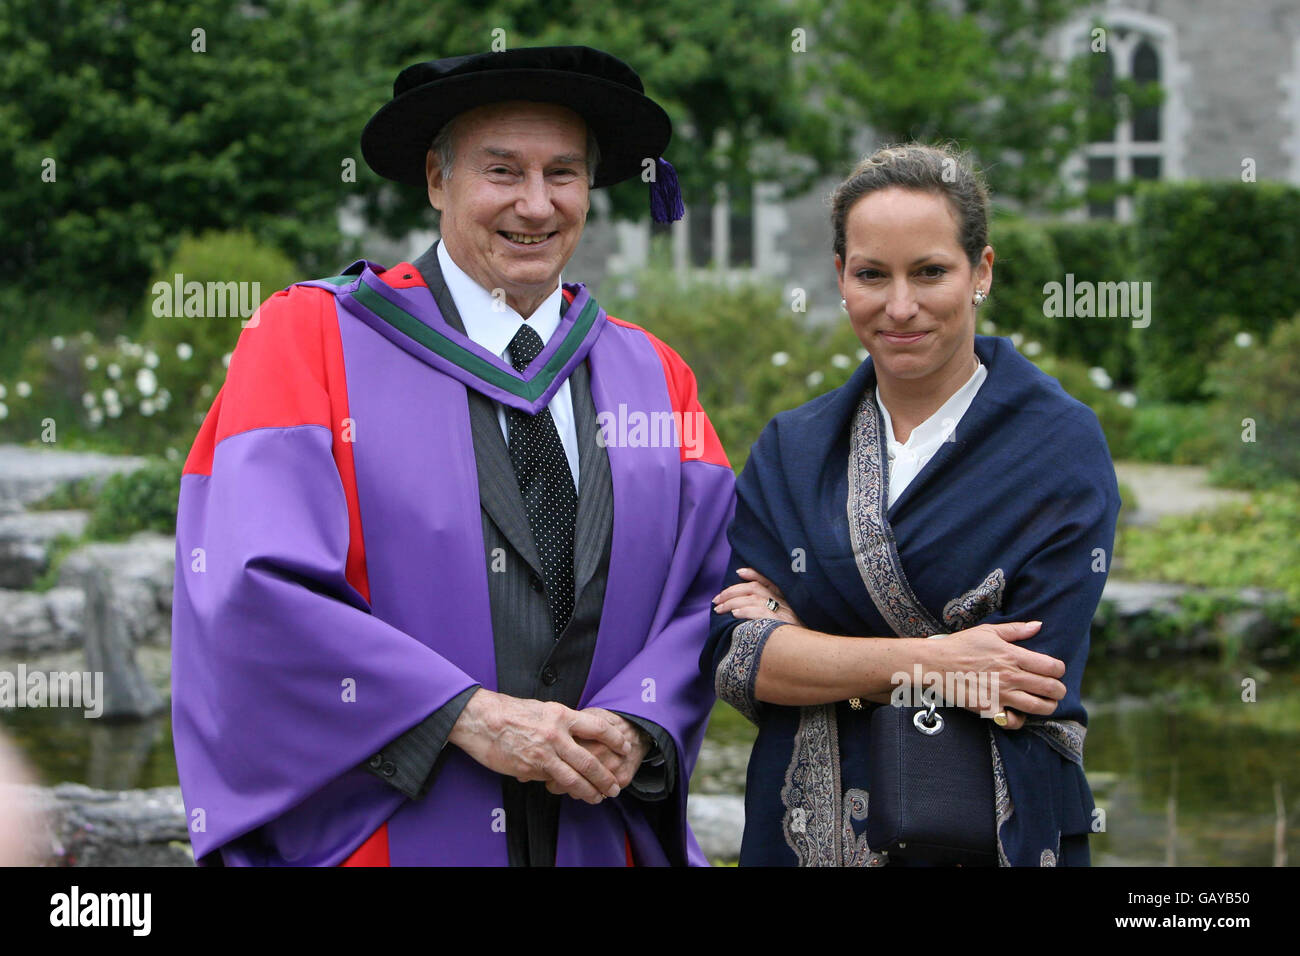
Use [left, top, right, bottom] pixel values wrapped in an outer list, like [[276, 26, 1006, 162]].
[[358, 242, 677, 865]]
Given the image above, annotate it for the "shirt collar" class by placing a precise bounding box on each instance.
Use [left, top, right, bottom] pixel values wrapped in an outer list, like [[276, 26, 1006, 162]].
[[436, 240, 564, 359], [876, 357, 987, 456]]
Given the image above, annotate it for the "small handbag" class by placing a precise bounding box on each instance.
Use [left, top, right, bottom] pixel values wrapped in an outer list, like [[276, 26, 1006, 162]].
[[864, 698, 998, 866]]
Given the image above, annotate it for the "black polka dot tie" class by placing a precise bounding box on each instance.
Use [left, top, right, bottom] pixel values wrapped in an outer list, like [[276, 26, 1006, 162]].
[[504, 323, 577, 635]]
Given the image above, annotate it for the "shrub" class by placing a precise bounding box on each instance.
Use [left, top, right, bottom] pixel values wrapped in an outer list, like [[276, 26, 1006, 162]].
[[1126, 401, 1216, 465], [1205, 315, 1300, 488], [0, 331, 184, 455], [0, 285, 130, 379], [136, 230, 299, 433], [0, 231, 298, 456], [1134, 181, 1300, 401], [601, 267, 865, 469], [85, 460, 184, 540]]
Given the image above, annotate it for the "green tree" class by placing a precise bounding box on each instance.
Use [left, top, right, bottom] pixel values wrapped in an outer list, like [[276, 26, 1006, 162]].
[[2, 0, 368, 312], [804, 0, 1102, 208]]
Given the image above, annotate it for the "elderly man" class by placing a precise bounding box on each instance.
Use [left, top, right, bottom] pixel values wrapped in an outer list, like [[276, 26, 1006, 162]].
[[170, 46, 736, 866]]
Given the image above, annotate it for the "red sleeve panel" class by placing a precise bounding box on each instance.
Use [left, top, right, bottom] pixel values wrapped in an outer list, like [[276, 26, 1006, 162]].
[[605, 315, 731, 468]]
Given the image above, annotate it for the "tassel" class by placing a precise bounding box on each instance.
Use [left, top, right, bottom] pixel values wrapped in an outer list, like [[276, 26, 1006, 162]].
[[649, 157, 685, 223]]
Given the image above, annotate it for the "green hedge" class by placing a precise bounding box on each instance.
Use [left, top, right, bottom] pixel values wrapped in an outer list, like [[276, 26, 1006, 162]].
[[1134, 181, 1300, 401], [985, 218, 1137, 388], [984, 217, 1060, 347], [1041, 220, 1139, 384]]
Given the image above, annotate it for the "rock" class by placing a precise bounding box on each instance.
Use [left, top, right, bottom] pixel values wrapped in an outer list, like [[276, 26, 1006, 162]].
[[80, 565, 165, 719], [688, 794, 745, 863], [0, 588, 84, 655], [45, 587, 86, 645], [58, 534, 175, 648], [1099, 579, 1191, 617], [0, 444, 146, 511], [7, 783, 192, 867], [0, 509, 89, 589]]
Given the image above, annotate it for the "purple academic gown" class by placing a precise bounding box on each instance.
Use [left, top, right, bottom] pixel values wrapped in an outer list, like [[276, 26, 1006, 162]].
[[170, 259, 736, 865]]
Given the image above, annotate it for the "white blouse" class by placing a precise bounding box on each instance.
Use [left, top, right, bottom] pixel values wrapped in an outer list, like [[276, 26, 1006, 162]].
[[875, 358, 987, 509]]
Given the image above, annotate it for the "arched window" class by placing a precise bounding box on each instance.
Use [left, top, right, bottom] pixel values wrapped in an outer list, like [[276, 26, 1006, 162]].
[[1060, 10, 1188, 220]]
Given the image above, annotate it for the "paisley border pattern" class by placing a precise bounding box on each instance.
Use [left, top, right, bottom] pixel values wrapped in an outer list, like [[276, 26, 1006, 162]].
[[942, 568, 1006, 631], [1026, 717, 1087, 766], [842, 787, 888, 866], [780, 704, 842, 866], [715, 618, 786, 725], [845, 395, 945, 637]]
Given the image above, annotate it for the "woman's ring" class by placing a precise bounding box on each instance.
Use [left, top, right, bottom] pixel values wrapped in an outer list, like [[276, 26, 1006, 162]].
[[992, 711, 1009, 727], [766, 598, 780, 612]]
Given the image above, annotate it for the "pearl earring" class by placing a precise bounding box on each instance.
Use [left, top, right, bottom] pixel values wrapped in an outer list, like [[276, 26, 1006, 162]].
[[973, 289, 986, 306], [841, 298, 847, 311]]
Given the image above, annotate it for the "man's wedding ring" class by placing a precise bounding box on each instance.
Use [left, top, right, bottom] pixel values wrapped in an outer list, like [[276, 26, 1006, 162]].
[[766, 598, 780, 611]]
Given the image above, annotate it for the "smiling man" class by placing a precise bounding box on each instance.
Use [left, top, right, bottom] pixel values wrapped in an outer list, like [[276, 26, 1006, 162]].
[[170, 47, 736, 866]]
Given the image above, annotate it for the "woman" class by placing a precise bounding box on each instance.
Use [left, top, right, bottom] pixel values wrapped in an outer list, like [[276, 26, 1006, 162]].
[[706, 144, 1119, 866]]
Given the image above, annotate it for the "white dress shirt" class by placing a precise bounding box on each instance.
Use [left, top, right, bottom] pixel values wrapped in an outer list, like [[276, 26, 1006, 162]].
[[875, 358, 986, 509], [437, 240, 579, 489]]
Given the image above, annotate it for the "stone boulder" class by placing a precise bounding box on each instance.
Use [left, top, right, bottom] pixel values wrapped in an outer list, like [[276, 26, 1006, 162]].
[[0, 444, 146, 511], [0, 509, 89, 589], [8, 783, 192, 867]]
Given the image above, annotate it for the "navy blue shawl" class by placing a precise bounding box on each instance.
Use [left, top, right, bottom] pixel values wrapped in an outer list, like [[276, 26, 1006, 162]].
[[705, 335, 1119, 866]]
